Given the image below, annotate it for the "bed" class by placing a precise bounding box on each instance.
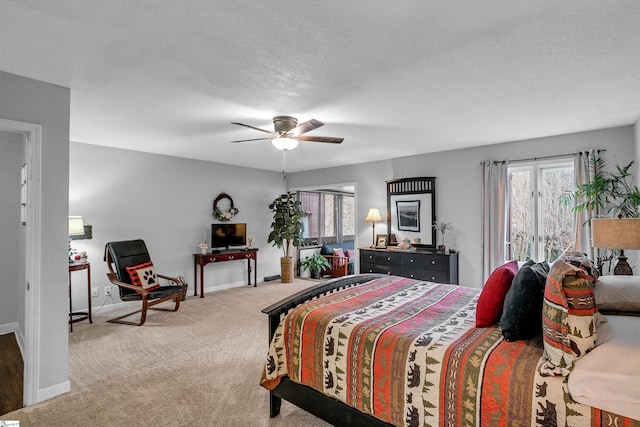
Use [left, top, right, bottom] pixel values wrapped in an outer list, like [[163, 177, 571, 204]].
[[260, 261, 640, 427]]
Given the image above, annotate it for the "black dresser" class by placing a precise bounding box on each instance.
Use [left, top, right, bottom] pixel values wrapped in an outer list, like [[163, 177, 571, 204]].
[[359, 248, 458, 285]]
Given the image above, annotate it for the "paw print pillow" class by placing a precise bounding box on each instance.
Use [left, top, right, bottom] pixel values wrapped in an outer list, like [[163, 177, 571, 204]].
[[126, 261, 161, 294]]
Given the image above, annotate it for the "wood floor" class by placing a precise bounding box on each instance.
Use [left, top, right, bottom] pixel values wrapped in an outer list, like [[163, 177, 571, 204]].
[[0, 333, 23, 415]]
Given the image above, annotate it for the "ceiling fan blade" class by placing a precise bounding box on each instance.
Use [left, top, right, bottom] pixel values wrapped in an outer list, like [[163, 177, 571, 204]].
[[298, 135, 344, 144], [231, 122, 273, 134], [231, 137, 272, 143], [288, 119, 324, 135]]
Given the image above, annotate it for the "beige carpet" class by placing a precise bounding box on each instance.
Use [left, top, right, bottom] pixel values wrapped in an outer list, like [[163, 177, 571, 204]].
[[6, 279, 331, 427]]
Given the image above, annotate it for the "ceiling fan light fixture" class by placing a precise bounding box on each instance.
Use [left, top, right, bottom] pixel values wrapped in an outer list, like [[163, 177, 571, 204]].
[[271, 137, 299, 151]]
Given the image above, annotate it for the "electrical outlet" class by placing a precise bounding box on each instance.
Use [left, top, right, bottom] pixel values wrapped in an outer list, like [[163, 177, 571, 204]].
[[104, 286, 112, 297], [91, 287, 98, 297]]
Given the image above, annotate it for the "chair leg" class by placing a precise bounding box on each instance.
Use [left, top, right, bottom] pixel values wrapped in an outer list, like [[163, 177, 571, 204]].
[[138, 297, 149, 326], [106, 291, 181, 326]]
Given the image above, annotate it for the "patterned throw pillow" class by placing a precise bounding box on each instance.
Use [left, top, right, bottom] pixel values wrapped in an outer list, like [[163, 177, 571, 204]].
[[540, 252, 599, 377], [333, 248, 345, 258], [345, 249, 355, 259], [476, 260, 519, 327], [126, 261, 161, 294]]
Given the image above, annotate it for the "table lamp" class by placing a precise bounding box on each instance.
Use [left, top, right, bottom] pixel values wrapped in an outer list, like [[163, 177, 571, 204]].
[[364, 208, 382, 248], [68, 216, 85, 236], [591, 217, 640, 275]]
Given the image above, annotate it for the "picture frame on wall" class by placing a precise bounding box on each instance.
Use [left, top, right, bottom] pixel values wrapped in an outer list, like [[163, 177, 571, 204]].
[[396, 200, 420, 232], [375, 234, 387, 248]]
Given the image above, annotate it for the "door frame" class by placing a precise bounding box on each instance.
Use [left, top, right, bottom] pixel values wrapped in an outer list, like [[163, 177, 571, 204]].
[[0, 118, 42, 406]]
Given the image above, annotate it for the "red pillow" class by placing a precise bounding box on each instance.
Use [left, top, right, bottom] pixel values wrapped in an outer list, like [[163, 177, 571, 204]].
[[475, 260, 519, 327], [333, 248, 345, 257], [345, 249, 355, 258], [126, 261, 161, 294]]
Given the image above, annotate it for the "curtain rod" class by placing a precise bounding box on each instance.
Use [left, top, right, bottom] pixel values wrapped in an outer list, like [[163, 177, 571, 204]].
[[481, 149, 606, 165]]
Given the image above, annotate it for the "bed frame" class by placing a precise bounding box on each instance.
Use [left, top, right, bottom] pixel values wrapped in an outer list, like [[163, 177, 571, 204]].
[[262, 274, 395, 427]]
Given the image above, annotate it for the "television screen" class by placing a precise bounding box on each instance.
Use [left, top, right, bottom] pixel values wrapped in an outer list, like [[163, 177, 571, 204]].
[[211, 223, 246, 249]]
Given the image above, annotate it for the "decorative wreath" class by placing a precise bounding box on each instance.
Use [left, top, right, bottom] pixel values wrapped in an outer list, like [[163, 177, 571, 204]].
[[212, 193, 239, 222]]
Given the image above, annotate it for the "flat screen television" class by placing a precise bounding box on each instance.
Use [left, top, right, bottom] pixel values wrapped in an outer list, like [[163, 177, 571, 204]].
[[211, 223, 246, 249]]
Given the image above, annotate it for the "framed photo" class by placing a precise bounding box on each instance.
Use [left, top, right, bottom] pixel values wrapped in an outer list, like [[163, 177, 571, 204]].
[[396, 200, 420, 232], [375, 234, 387, 248]]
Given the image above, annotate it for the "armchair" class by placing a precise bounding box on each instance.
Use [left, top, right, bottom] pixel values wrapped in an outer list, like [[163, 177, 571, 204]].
[[104, 239, 185, 326], [319, 242, 355, 278]]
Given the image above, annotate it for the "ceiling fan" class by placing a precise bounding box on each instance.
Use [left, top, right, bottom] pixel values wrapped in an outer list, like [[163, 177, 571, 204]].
[[231, 116, 344, 151]]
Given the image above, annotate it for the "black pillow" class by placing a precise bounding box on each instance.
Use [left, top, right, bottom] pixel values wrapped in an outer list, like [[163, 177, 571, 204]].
[[499, 259, 549, 341]]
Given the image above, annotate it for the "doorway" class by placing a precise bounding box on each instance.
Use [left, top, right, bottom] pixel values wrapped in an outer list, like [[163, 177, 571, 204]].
[[0, 130, 26, 413], [0, 118, 43, 407]]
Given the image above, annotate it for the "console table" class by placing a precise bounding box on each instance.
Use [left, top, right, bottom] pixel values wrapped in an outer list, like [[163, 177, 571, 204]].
[[193, 248, 258, 297], [68, 262, 92, 331], [359, 248, 458, 284]]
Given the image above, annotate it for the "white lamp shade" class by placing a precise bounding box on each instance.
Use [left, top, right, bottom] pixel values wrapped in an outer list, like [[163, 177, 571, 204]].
[[271, 137, 299, 151], [68, 216, 84, 236], [364, 208, 382, 222]]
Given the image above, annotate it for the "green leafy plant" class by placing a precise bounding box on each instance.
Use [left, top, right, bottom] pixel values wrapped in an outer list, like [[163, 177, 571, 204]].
[[300, 253, 331, 273], [268, 193, 307, 257], [564, 157, 640, 274], [565, 158, 640, 220]]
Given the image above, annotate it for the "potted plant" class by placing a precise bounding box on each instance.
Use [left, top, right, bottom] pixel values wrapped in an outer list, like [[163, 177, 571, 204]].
[[268, 193, 307, 283], [300, 253, 332, 279], [566, 158, 640, 273], [433, 221, 453, 251], [568, 159, 640, 219]]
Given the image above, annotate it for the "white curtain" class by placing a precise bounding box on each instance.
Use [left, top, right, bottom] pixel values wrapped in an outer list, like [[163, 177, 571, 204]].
[[573, 150, 599, 260], [482, 160, 510, 282]]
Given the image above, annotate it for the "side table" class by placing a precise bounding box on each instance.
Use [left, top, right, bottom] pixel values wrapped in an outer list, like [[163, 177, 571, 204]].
[[69, 262, 92, 331], [193, 248, 258, 298]]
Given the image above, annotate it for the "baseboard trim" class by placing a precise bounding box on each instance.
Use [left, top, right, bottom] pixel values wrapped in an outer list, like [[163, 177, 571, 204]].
[[88, 279, 262, 314], [38, 380, 70, 403], [0, 322, 18, 336]]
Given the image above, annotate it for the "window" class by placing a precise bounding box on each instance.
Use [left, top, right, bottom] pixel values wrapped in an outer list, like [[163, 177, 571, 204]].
[[508, 159, 575, 264], [298, 191, 354, 243]]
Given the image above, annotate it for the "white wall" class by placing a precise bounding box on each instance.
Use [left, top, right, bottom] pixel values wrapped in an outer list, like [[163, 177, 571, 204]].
[[0, 131, 24, 329], [69, 142, 287, 311], [291, 125, 636, 287], [0, 70, 71, 402]]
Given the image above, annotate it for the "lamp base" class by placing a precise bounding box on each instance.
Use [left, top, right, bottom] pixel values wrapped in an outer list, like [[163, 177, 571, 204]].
[[614, 250, 633, 275]]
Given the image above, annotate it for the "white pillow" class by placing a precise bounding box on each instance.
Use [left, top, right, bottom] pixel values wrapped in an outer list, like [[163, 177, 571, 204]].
[[594, 275, 640, 313], [568, 315, 640, 420]]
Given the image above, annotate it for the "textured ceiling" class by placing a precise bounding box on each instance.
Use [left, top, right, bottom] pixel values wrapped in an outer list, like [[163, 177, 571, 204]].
[[1, 1, 639, 172]]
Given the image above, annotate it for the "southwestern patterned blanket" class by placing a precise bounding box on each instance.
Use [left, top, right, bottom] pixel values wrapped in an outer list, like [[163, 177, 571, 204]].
[[260, 276, 639, 427]]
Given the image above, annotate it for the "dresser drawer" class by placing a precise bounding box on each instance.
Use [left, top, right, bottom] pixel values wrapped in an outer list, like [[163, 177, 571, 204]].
[[401, 253, 448, 271], [360, 261, 401, 276], [361, 251, 401, 267], [402, 267, 449, 283]]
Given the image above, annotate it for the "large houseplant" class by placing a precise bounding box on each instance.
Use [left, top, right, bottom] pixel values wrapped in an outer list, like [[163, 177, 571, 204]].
[[268, 193, 307, 283], [566, 158, 640, 273], [569, 158, 640, 220]]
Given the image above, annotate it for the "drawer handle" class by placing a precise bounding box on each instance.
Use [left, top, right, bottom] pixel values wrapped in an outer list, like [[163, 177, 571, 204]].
[[387, 257, 391, 261], [431, 260, 436, 264], [410, 274, 414, 278], [410, 259, 414, 263], [431, 276, 436, 280]]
